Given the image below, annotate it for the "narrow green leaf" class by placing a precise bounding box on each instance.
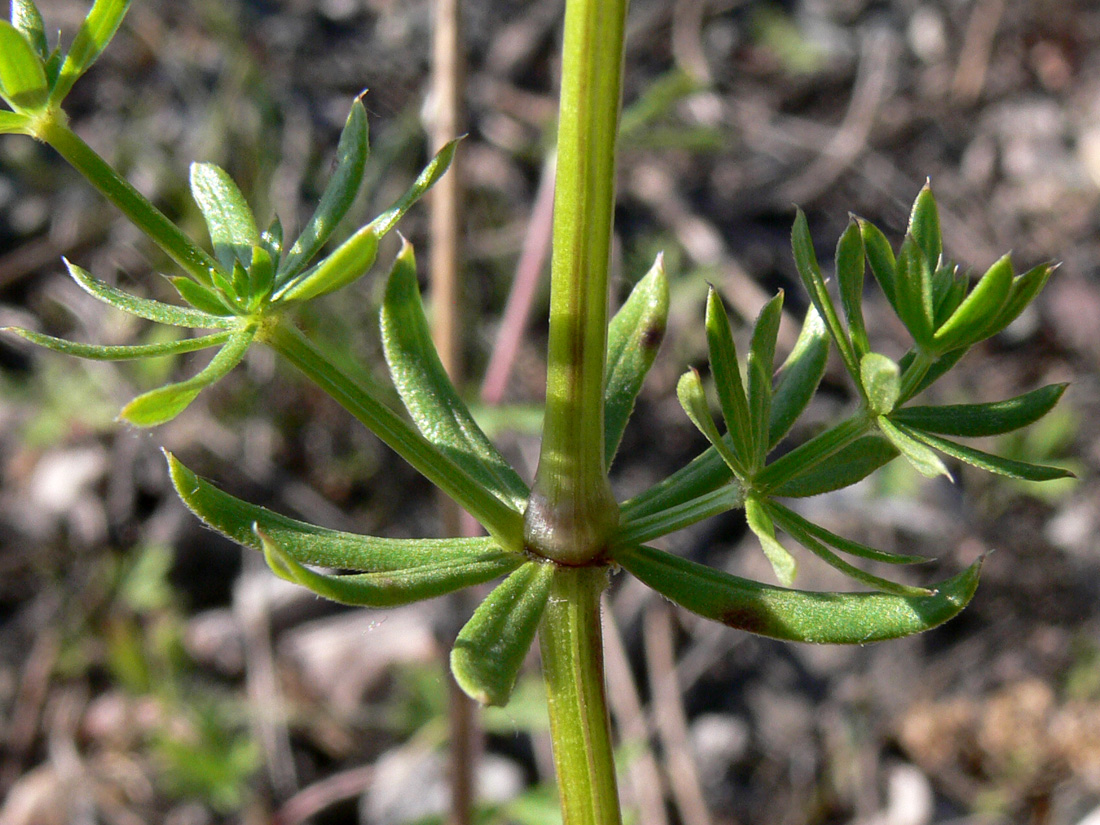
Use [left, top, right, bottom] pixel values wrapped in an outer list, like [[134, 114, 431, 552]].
[[764, 499, 927, 565], [189, 163, 260, 272], [877, 415, 951, 480], [747, 292, 783, 467], [381, 240, 528, 510], [3, 327, 230, 360], [769, 435, 897, 498], [704, 287, 753, 470], [261, 217, 284, 266], [605, 253, 669, 466], [168, 276, 236, 317], [763, 501, 932, 596], [65, 260, 235, 328], [677, 369, 748, 478], [835, 219, 869, 357], [451, 561, 554, 706], [769, 303, 828, 449], [858, 218, 898, 311], [893, 423, 1075, 482], [229, 260, 250, 304], [11, 0, 48, 59], [984, 262, 1055, 340], [279, 98, 370, 279], [756, 415, 871, 494], [745, 497, 797, 586], [247, 245, 274, 306], [907, 183, 942, 267], [932, 254, 1013, 352], [0, 110, 31, 133], [120, 326, 255, 427], [167, 451, 506, 569], [860, 352, 901, 415], [257, 527, 520, 608], [893, 237, 934, 348], [368, 138, 460, 238], [892, 384, 1067, 437], [619, 442, 732, 522], [617, 543, 983, 644], [49, 0, 131, 105], [274, 223, 379, 303], [897, 346, 968, 404], [931, 264, 967, 328], [614, 483, 743, 548], [791, 209, 860, 382], [0, 20, 48, 110]]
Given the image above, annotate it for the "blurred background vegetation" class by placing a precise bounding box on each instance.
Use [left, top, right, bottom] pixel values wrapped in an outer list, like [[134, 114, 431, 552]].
[[0, 0, 1098, 823]]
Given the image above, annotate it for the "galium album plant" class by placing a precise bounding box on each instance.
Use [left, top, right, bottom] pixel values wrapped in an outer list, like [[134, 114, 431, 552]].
[[0, 0, 1073, 821]]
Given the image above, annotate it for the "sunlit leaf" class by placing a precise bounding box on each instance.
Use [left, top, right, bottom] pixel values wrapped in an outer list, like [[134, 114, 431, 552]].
[[907, 182, 942, 268], [279, 98, 370, 279], [369, 138, 460, 237], [274, 223, 379, 303], [745, 497, 797, 586], [984, 262, 1055, 340], [190, 163, 259, 272], [49, 0, 132, 105], [677, 369, 747, 478], [892, 423, 1074, 482], [605, 254, 668, 466], [891, 383, 1067, 437], [11, 0, 47, 59], [769, 435, 897, 498], [0, 110, 31, 133], [763, 499, 927, 564], [381, 240, 528, 510], [257, 527, 520, 608], [932, 254, 1012, 352], [3, 326, 230, 360], [120, 326, 255, 426], [168, 452, 507, 569], [617, 543, 982, 644], [747, 292, 783, 467], [835, 219, 869, 357], [247, 245, 274, 306], [892, 237, 934, 348], [65, 260, 236, 328], [0, 20, 48, 110], [860, 352, 900, 415], [859, 218, 898, 312], [877, 415, 951, 480], [769, 303, 828, 449], [451, 561, 554, 706]]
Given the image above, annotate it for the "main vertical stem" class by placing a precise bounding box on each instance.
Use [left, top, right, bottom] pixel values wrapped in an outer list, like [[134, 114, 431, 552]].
[[524, 0, 628, 565], [540, 567, 621, 825]]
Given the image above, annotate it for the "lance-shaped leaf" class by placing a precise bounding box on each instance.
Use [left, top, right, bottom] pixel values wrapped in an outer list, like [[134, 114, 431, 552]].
[[261, 217, 284, 266], [381, 240, 528, 510], [836, 219, 869, 357], [769, 435, 898, 498], [704, 288, 752, 471], [49, 0, 131, 105], [792, 209, 860, 383], [617, 543, 982, 644], [369, 138, 460, 237], [11, 1, 48, 59], [257, 528, 521, 608], [907, 183, 942, 268], [756, 415, 870, 494], [247, 245, 274, 307], [747, 292, 783, 466], [769, 303, 828, 448], [859, 218, 898, 313], [892, 238, 935, 349], [891, 383, 1068, 437], [168, 276, 236, 317], [745, 496, 797, 586], [764, 499, 927, 565], [168, 452, 509, 569], [891, 422, 1074, 482], [190, 163, 260, 272], [615, 483, 743, 548], [3, 327, 231, 360], [860, 352, 900, 415], [275, 223, 379, 303], [677, 369, 748, 479], [931, 254, 1013, 353], [279, 99, 370, 279], [897, 346, 968, 404], [763, 500, 931, 596], [451, 561, 554, 706], [0, 20, 48, 110], [120, 325, 255, 427], [932, 264, 967, 328], [605, 254, 668, 466], [985, 262, 1055, 337], [64, 260, 235, 328], [877, 415, 951, 480], [619, 440, 733, 522]]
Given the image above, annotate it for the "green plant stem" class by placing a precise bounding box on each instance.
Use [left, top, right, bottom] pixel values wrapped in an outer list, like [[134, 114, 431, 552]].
[[265, 320, 525, 552], [524, 0, 627, 565], [539, 566, 621, 825], [35, 113, 221, 286]]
